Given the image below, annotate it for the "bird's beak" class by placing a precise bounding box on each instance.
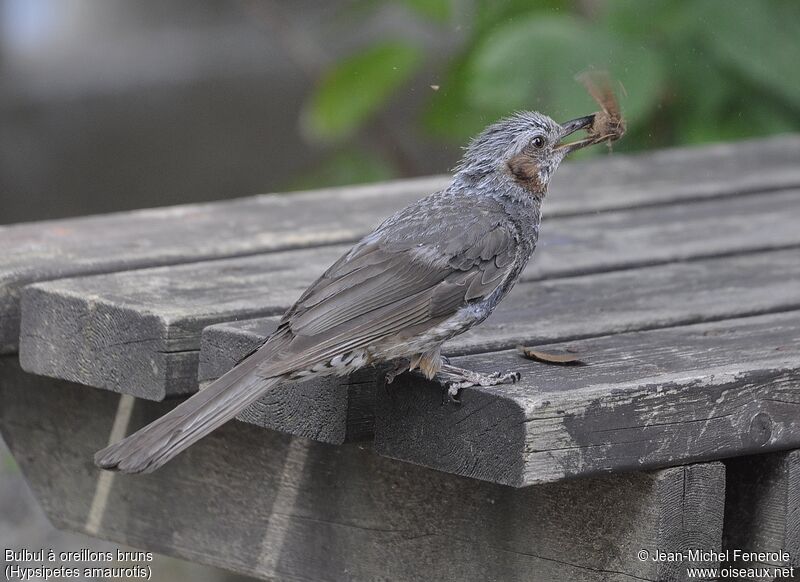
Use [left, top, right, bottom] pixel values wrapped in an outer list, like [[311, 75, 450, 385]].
[[555, 114, 596, 154]]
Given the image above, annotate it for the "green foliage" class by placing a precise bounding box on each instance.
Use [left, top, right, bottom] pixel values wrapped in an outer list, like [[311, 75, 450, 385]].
[[428, 0, 800, 150], [464, 15, 663, 135], [695, 1, 800, 105], [401, 0, 451, 23], [286, 147, 397, 191], [347, 0, 451, 23], [3, 451, 19, 474], [301, 41, 422, 142], [297, 0, 800, 187], [602, 0, 800, 146], [473, 0, 570, 34]]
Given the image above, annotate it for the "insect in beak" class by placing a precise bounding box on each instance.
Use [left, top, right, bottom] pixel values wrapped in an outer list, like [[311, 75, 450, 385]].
[[557, 72, 627, 155], [555, 115, 596, 154]]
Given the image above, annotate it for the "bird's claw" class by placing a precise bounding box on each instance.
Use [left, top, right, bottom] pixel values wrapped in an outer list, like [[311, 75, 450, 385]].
[[384, 360, 411, 386], [467, 370, 521, 387], [444, 383, 463, 405], [482, 370, 521, 385], [441, 370, 521, 405]]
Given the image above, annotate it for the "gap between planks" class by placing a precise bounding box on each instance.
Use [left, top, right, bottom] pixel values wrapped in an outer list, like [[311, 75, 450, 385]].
[[3, 134, 800, 357]]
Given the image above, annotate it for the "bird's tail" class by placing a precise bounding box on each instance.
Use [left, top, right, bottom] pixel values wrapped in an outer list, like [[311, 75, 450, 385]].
[[95, 356, 280, 474]]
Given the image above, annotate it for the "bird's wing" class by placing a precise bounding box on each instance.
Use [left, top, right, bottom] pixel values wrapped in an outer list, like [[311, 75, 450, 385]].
[[256, 194, 518, 377], [92, 195, 518, 474]]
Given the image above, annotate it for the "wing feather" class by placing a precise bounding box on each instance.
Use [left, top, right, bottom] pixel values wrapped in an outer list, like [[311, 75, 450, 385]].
[[256, 193, 519, 377]]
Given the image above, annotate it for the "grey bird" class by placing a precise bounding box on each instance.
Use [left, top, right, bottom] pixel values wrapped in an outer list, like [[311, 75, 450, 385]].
[[96, 110, 599, 474]]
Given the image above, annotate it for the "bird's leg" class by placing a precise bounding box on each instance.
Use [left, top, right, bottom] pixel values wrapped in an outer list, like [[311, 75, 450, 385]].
[[384, 359, 410, 385], [434, 362, 521, 403]]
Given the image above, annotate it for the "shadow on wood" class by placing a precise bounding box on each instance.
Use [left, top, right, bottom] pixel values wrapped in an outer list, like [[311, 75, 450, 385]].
[[724, 450, 800, 578], [5, 134, 799, 355], [18, 197, 800, 399], [375, 313, 800, 486], [0, 356, 724, 582], [199, 317, 379, 444]]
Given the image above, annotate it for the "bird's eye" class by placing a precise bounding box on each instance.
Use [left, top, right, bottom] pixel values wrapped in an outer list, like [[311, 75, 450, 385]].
[[531, 136, 545, 149]]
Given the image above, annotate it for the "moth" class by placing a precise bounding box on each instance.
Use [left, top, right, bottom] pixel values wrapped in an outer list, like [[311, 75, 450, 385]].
[[576, 70, 626, 146]]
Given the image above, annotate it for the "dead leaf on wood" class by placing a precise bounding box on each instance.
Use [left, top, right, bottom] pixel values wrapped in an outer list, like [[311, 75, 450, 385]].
[[516, 345, 586, 366]]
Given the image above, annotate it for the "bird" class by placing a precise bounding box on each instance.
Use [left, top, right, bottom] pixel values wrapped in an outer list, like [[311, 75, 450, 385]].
[[95, 110, 600, 474]]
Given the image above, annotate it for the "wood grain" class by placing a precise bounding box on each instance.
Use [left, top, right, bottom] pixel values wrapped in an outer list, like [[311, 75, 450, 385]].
[[19, 191, 800, 399], [199, 317, 378, 444], [374, 311, 800, 486], [0, 176, 443, 355], [723, 450, 800, 577], [198, 317, 374, 443], [3, 135, 800, 353], [0, 360, 725, 582]]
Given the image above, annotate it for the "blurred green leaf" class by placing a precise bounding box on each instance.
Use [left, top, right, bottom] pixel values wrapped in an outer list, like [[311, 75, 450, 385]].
[[424, 55, 494, 140], [285, 147, 397, 191], [297, 0, 799, 189], [302, 42, 423, 142], [3, 451, 19, 473], [676, 89, 799, 145], [463, 15, 664, 130], [424, 0, 573, 141], [694, 1, 800, 107], [402, 0, 451, 23], [667, 41, 730, 126], [345, 0, 451, 24], [475, 0, 569, 35], [602, 0, 696, 40]]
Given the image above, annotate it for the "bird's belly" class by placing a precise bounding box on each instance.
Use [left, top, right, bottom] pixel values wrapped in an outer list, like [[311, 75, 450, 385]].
[[372, 302, 489, 362], [288, 348, 371, 380], [288, 300, 495, 381]]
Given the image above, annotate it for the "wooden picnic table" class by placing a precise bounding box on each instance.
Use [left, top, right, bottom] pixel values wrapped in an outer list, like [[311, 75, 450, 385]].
[[1, 135, 799, 581]]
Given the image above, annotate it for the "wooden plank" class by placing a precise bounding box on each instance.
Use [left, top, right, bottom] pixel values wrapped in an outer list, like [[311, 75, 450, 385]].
[[3, 134, 800, 354], [0, 176, 442, 355], [18, 191, 800, 399], [374, 311, 800, 486], [723, 450, 800, 578], [0, 361, 725, 582], [449, 247, 800, 356], [203, 269, 800, 457], [198, 317, 279, 385], [19, 246, 347, 399], [199, 317, 377, 444]]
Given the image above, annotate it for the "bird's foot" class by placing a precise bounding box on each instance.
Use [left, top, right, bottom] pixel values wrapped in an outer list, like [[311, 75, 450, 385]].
[[437, 363, 521, 404], [384, 359, 410, 386], [444, 383, 462, 405], [447, 370, 522, 389]]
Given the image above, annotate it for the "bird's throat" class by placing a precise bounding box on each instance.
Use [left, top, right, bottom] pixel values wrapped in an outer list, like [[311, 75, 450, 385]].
[[506, 154, 547, 196]]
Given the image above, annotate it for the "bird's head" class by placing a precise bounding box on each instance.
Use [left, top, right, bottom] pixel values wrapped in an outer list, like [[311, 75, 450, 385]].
[[455, 111, 597, 198]]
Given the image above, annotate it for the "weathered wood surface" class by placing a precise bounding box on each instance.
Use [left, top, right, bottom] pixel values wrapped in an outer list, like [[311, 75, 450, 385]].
[[195, 245, 799, 442], [723, 450, 800, 577], [19, 190, 800, 399], [6, 137, 800, 581], [374, 312, 800, 486], [0, 361, 725, 582], [198, 317, 280, 384], [3, 135, 800, 354], [0, 176, 441, 355], [199, 317, 377, 443]]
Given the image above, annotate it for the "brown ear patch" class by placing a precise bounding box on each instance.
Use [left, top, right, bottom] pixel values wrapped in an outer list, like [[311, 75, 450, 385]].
[[507, 154, 545, 194]]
